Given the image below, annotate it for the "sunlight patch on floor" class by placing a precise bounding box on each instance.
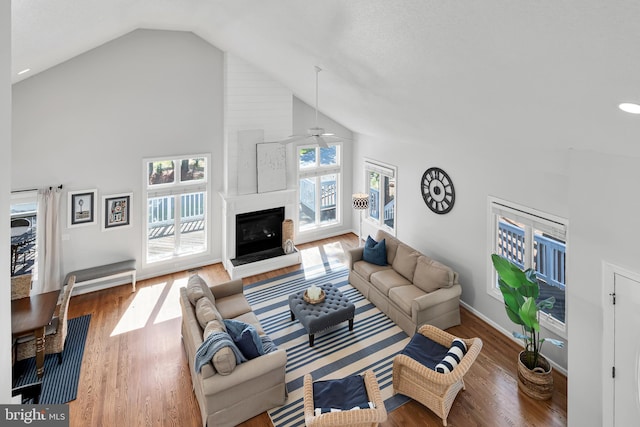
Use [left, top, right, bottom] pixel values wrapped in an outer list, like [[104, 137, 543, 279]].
[[111, 281, 167, 336], [154, 276, 188, 324], [300, 242, 348, 279]]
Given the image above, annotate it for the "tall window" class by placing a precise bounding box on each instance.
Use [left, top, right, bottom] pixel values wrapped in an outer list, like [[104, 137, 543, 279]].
[[298, 144, 341, 231], [365, 160, 396, 234], [144, 155, 209, 264], [10, 191, 38, 278], [489, 198, 567, 336]]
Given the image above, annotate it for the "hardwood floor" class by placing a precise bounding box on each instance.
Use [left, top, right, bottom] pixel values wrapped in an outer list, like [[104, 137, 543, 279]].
[[65, 234, 566, 427]]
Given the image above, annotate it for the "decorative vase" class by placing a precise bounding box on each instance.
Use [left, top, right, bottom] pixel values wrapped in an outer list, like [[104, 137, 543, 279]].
[[517, 351, 553, 400], [282, 219, 294, 247]]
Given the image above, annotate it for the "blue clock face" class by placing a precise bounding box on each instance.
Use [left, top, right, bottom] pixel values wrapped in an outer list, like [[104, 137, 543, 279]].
[[421, 167, 455, 214]]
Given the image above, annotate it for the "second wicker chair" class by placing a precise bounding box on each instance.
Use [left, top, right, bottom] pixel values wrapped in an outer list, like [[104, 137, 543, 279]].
[[392, 324, 483, 426]]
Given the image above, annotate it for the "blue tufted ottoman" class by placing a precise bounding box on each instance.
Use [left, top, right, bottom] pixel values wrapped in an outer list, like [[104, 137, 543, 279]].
[[288, 283, 355, 346]]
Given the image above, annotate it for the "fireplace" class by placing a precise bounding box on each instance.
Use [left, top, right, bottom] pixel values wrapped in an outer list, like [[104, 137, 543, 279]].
[[233, 206, 285, 265]]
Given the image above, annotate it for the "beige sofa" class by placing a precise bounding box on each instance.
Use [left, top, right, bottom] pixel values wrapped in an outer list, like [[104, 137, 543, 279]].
[[180, 274, 287, 427], [347, 230, 462, 336]]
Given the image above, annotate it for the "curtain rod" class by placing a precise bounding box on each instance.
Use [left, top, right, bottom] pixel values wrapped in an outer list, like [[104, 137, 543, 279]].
[[11, 184, 63, 194]]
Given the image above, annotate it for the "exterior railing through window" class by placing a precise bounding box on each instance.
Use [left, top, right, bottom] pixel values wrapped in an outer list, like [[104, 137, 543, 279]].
[[497, 220, 566, 290], [148, 193, 204, 238]]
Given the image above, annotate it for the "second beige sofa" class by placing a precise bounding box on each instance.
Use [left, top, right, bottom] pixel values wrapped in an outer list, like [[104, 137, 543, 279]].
[[347, 230, 462, 335]]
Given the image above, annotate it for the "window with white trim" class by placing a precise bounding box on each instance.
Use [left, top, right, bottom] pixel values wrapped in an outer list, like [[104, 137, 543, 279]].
[[365, 159, 396, 234], [489, 198, 567, 336], [144, 155, 209, 264], [297, 144, 341, 231]]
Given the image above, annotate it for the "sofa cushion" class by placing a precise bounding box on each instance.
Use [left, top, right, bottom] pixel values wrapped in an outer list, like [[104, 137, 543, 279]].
[[196, 297, 224, 330], [353, 260, 391, 281], [389, 285, 427, 315], [186, 274, 216, 306], [392, 244, 420, 281], [370, 269, 412, 296], [233, 311, 265, 335], [376, 230, 400, 265], [413, 255, 456, 293], [216, 293, 252, 319], [202, 320, 236, 375], [363, 236, 387, 266]]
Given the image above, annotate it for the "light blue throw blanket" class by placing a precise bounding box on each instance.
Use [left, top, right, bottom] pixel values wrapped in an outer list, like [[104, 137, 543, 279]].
[[194, 331, 246, 373]]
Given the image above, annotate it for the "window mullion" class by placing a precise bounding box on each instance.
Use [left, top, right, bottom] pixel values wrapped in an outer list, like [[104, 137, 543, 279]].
[[525, 225, 534, 270]]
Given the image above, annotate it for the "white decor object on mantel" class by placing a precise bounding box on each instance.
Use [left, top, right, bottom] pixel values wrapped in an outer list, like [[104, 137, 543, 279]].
[[257, 142, 286, 193]]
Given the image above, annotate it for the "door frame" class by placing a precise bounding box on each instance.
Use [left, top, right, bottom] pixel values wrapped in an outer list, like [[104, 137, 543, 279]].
[[602, 262, 640, 426]]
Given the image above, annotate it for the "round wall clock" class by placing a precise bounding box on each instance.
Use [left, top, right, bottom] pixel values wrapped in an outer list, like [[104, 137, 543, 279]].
[[421, 167, 455, 214]]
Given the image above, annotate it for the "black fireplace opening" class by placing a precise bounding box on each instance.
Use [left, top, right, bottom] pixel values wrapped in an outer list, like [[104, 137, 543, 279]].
[[232, 206, 288, 266]]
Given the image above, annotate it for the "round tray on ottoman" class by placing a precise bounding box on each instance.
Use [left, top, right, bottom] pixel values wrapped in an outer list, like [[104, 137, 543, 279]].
[[303, 289, 325, 304]]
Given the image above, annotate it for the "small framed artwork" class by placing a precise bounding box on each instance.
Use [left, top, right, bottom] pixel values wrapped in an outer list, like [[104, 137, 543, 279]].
[[103, 192, 132, 230], [68, 189, 97, 228]]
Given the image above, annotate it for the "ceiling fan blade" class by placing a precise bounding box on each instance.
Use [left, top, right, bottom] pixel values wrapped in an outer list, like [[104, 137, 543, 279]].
[[314, 135, 329, 148], [321, 134, 351, 142], [278, 134, 306, 145]]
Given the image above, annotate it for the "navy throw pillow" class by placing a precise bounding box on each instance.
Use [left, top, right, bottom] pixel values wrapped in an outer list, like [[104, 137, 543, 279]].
[[363, 236, 387, 266], [223, 319, 264, 360], [313, 375, 370, 411]]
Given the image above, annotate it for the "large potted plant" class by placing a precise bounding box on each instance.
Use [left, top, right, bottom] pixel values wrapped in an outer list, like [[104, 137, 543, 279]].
[[490, 254, 564, 400]]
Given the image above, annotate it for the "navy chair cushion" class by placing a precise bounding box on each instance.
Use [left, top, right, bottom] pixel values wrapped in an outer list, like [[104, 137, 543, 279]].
[[313, 375, 370, 412], [401, 333, 449, 370]]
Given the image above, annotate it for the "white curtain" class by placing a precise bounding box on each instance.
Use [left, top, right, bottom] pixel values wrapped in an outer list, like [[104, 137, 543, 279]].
[[34, 187, 63, 294]]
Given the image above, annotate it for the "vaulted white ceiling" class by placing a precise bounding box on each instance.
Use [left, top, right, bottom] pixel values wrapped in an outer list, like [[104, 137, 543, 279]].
[[11, 1, 640, 156]]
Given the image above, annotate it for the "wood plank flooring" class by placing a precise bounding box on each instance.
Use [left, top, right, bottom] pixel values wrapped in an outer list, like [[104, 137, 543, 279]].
[[65, 233, 566, 427]]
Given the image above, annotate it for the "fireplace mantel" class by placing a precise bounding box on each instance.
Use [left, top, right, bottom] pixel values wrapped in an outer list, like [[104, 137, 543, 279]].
[[220, 189, 300, 279]]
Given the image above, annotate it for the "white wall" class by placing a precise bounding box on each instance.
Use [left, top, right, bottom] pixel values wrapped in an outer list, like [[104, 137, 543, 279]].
[[1, 0, 12, 403], [12, 29, 224, 285], [567, 150, 640, 426]]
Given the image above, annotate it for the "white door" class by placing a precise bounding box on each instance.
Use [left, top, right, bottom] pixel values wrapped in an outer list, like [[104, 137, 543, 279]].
[[613, 272, 640, 426]]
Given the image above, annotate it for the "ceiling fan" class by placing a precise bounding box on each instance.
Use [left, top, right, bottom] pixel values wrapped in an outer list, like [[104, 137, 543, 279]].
[[279, 66, 349, 148]]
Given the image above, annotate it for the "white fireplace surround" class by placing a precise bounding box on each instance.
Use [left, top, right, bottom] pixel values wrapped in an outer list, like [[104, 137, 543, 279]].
[[220, 189, 301, 279]]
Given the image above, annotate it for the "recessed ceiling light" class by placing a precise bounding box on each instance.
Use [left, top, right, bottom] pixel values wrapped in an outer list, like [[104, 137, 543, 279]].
[[619, 102, 640, 114], [17, 68, 30, 75]]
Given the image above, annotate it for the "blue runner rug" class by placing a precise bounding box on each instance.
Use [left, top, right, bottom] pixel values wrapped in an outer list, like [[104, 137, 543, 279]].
[[245, 264, 410, 427], [13, 314, 91, 404]]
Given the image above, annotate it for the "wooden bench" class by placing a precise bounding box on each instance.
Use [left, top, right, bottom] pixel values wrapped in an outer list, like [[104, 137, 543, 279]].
[[64, 259, 137, 293]]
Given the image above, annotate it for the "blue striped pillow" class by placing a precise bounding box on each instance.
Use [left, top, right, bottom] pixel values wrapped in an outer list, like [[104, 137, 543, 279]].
[[435, 338, 467, 374]]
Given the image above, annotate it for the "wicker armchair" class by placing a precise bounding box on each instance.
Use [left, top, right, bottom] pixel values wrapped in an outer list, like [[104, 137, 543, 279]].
[[16, 275, 76, 364], [11, 273, 32, 300], [392, 324, 483, 426], [303, 370, 388, 427]]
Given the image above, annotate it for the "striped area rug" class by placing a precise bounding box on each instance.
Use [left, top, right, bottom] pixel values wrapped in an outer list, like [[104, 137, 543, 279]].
[[245, 264, 410, 427], [13, 314, 91, 404]]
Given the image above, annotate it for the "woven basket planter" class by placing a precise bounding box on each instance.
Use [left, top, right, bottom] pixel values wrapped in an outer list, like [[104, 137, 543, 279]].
[[517, 351, 553, 400]]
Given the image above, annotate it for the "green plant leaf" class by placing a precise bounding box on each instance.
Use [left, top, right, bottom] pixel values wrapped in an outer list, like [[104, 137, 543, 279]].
[[491, 254, 527, 289], [541, 337, 564, 348], [519, 297, 540, 331], [537, 296, 556, 310], [498, 280, 525, 325]]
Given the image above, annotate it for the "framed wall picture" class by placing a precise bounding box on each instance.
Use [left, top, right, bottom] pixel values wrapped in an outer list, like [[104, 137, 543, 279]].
[[68, 189, 97, 228], [102, 192, 132, 230]]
